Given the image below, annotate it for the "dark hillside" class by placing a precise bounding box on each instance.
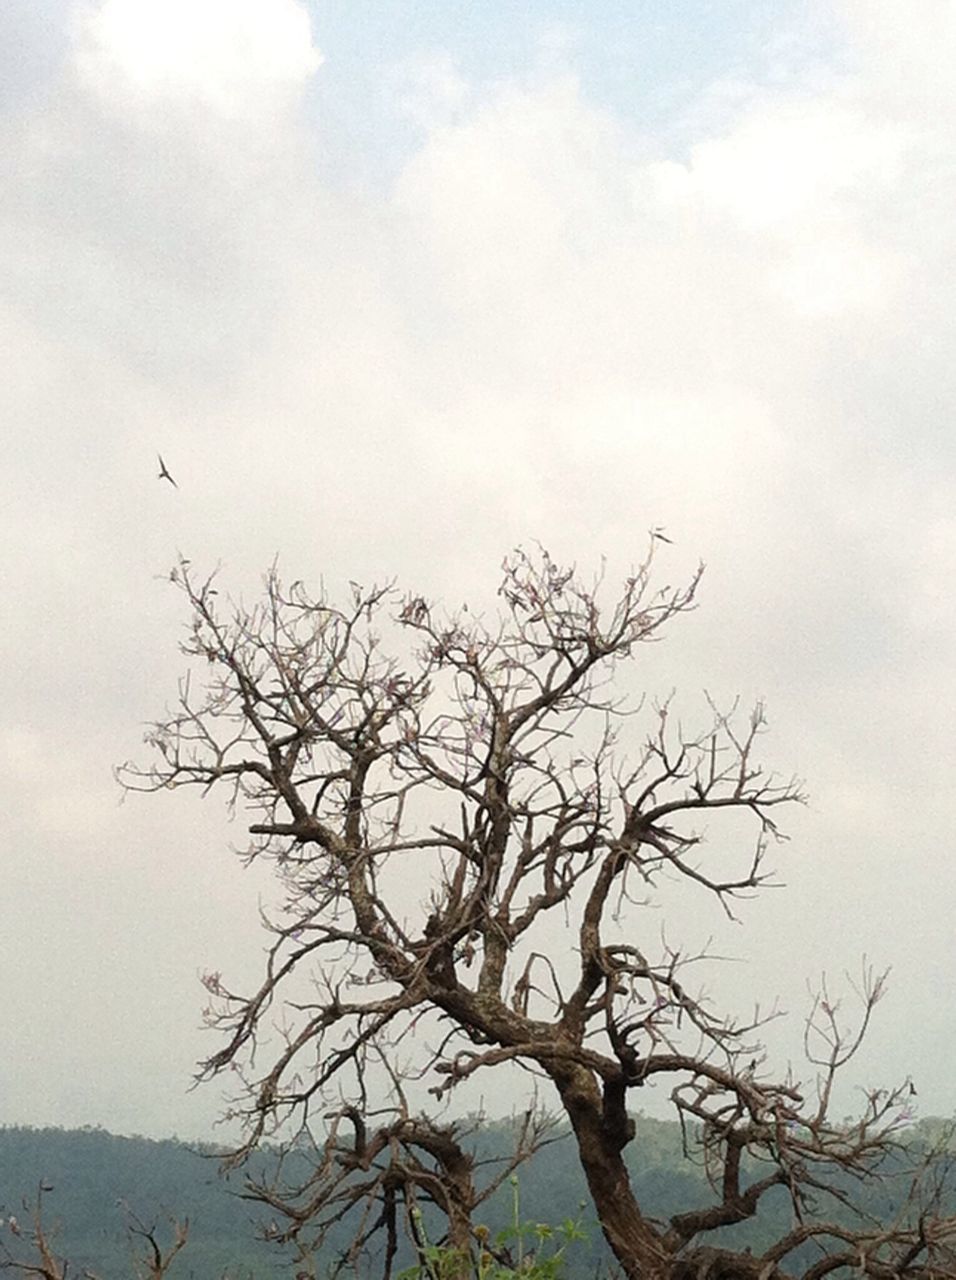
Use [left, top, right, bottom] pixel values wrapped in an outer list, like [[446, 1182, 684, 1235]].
[[1, 1118, 951, 1277]]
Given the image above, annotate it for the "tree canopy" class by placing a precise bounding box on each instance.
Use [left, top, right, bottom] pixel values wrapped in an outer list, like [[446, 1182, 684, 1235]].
[[119, 544, 956, 1280]]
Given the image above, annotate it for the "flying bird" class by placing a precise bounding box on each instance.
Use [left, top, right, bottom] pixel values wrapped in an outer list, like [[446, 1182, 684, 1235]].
[[157, 454, 177, 488]]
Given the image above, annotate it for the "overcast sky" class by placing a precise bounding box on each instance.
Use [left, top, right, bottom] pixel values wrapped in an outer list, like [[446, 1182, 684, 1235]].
[[2, 0, 955, 1142]]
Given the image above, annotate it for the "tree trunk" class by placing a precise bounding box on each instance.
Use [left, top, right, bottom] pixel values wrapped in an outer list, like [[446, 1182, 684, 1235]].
[[552, 1063, 669, 1280]]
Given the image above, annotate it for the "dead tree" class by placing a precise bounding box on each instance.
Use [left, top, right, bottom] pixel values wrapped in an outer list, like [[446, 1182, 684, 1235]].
[[245, 1103, 554, 1278], [118, 1207, 189, 1280], [120, 542, 956, 1280], [0, 1185, 66, 1280], [0, 1187, 188, 1280]]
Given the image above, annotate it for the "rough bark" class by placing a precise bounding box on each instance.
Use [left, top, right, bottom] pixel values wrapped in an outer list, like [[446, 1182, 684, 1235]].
[[551, 1062, 667, 1280]]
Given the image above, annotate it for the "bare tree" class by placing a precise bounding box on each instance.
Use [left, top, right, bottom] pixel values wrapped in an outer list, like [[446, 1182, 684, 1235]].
[[0, 1186, 188, 1280], [245, 1104, 555, 1279], [117, 1206, 189, 1280], [120, 543, 956, 1280], [0, 1185, 66, 1280]]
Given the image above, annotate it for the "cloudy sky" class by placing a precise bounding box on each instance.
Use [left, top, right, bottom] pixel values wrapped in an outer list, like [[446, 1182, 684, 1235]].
[[2, 0, 955, 1141]]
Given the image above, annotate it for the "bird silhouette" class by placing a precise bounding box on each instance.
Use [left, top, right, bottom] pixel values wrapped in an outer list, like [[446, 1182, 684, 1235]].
[[157, 454, 177, 488]]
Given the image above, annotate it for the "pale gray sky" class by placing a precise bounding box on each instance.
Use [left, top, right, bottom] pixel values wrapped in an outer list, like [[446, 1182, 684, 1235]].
[[2, 0, 955, 1140]]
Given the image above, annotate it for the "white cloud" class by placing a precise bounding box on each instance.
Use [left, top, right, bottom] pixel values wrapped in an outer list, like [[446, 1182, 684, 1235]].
[[836, 0, 956, 109], [650, 98, 905, 232], [394, 76, 626, 310], [393, 53, 471, 132], [769, 231, 900, 316], [74, 0, 321, 117], [644, 93, 910, 317], [4, 5, 956, 1133]]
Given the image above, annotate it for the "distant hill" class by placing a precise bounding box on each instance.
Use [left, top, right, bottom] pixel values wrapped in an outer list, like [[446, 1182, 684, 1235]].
[[0, 1116, 952, 1277], [0, 1117, 702, 1276], [0, 1125, 282, 1279]]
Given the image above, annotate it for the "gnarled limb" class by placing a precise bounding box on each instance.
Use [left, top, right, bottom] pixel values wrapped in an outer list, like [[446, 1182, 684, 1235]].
[[122, 543, 956, 1279]]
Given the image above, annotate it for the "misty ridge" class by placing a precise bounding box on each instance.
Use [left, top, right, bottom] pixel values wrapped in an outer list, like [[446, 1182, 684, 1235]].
[[4, 1117, 955, 1280]]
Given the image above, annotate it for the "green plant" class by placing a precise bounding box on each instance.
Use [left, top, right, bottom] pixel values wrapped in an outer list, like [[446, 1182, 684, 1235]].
[[398, 1180, 587, 1280]]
